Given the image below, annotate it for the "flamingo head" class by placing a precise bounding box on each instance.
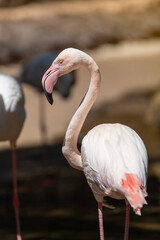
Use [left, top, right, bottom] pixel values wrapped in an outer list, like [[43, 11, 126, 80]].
[[42, 48, 88, 105]]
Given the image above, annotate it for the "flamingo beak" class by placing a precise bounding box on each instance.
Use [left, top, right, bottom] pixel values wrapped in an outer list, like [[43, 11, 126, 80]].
[[42, 63, 60, 105], [44, 88, 54, 105]]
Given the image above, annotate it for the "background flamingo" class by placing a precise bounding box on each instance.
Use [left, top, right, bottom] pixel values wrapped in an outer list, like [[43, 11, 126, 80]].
[[0, 73, 26, 240], [42, 48, 148, 240], [18, 52, 76, 147]]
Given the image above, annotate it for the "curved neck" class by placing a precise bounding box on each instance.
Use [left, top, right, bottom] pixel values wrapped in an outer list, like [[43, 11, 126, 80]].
[[62, 58, 101, 171]]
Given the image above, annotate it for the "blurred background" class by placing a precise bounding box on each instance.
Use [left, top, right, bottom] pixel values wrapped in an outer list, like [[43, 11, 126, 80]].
[[0, 0, 160, 239]]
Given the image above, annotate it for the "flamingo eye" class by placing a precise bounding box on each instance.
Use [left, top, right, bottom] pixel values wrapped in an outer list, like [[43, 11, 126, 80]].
[[58, 59, 63, 64]]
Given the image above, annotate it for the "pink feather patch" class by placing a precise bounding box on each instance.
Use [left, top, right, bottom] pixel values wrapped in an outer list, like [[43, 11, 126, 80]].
[[121, 173, 147, 215]]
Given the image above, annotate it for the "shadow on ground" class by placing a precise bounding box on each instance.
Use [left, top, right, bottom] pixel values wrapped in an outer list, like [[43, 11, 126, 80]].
[[0, 140, 159, 240]]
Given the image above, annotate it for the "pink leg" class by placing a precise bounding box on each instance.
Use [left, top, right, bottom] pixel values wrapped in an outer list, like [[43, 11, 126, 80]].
[[39, 95, 49, 168], [12, 148, 22, 240], [124, 203, 130, 240], [98, 202, 104, 240]]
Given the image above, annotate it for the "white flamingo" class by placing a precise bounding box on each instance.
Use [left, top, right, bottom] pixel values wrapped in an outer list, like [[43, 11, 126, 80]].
[[0, 73, 26, 240], [42, 48, 148, 240]]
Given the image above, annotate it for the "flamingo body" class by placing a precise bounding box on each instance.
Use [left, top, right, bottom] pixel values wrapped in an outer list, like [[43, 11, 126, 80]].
[[0, 74, 25, 145], [81, 123, 147, 215]]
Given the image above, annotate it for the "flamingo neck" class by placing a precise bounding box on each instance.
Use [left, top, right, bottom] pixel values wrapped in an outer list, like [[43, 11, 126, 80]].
[[62, 59, 101, 171]]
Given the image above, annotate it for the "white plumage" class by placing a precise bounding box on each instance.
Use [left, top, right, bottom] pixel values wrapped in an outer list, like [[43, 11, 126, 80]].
[[0, 73, 25, 240], [82, 123, 148, 210], [0, 74, 25, 146]]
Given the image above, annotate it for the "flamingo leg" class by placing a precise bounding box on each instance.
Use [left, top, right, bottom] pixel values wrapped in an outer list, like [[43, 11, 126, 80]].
[[39, 94, 48, 167], [98, 202, 104, 240], [12, 148, 22, 240], [39, 94, 47, 146], [124, 202, 130, 240]]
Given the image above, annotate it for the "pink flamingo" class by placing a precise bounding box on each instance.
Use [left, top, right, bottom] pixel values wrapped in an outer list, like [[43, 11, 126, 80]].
[[0, 74, 25, 240], [42, 48, 148, 240]]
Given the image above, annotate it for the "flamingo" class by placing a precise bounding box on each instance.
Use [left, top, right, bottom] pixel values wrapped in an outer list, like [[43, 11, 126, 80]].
[[18, 53, 76, 166], [0, 73, 26, 240], [42, 48, 148, 240]]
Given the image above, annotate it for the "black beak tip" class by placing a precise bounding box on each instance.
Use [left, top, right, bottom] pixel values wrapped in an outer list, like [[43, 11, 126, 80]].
[[44, 89, 54, 105]]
